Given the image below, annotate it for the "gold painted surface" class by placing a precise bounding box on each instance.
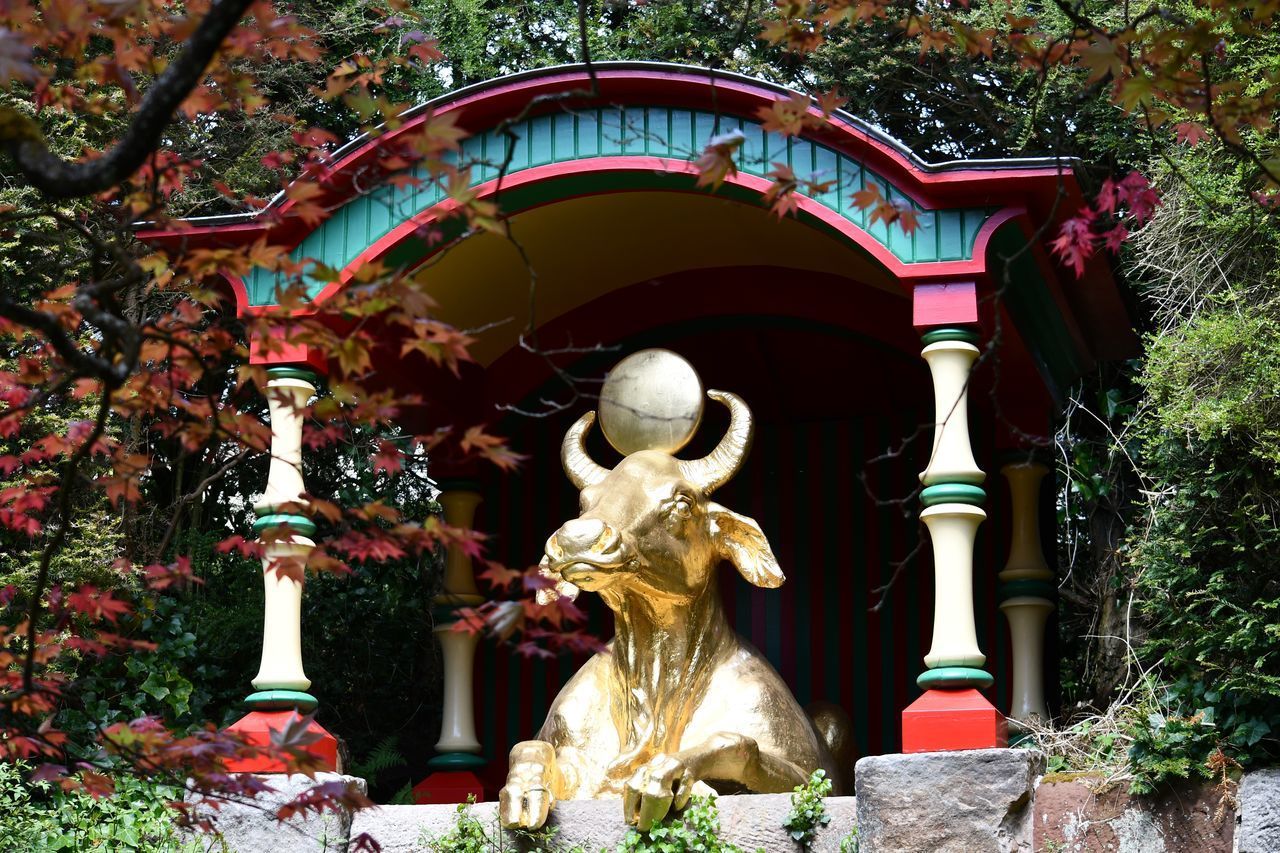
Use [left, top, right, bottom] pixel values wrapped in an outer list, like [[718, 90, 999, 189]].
[[413, 192, 899, 366], [501, 363, 844, 831]]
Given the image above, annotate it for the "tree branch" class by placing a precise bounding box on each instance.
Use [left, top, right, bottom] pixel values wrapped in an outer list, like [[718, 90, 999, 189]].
[[3, 0, 256, 200]]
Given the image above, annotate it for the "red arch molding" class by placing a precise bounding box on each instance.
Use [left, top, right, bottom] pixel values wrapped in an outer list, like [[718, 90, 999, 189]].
[[134, 62, 1135, 371]]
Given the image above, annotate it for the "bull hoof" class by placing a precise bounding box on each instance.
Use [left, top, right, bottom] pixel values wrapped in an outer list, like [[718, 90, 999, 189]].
[[500, 741, 557, 829]]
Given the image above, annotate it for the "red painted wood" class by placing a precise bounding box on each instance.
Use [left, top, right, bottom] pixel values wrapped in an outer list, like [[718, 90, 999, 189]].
[[912, 281, 979, 331], [248, 325, 329, 371], [133, 66, 1135, 362], [233, 157, 997, 320], [412, 771, 486, 804], [901, 688, 1008, 753], [221, 710, 339, 773], [135, 68, 1087, 252]]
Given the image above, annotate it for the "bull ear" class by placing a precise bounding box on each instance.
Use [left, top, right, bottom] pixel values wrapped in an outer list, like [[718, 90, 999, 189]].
[[707, 502, 785, 589]]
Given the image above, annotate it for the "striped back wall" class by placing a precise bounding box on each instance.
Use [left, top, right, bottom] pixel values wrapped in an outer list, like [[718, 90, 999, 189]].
[[469, 413, 1011, 792]]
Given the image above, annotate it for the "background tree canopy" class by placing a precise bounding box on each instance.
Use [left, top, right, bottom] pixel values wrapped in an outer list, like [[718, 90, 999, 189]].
[[0, 0, 1276, 840]]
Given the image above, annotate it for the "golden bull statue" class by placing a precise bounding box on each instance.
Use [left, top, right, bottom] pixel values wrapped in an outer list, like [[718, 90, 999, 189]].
[[500, 352, 851, 831]]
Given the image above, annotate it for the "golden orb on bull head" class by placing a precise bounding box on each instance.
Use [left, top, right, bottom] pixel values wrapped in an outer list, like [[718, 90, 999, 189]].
[[597, 348, 705, 455], [504, 348, 847, 834]]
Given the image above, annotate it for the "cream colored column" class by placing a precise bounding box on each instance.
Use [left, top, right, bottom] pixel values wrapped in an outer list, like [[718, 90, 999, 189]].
[[250, 371, 318, 700], [257, 375, 312, 515], [921, 340, 984, 486], [999, 461, 1055, 723], [252, 536, 314, 691], [433, 488, 485, 756], [917, 332, 992, 691], [921, 504, 986, 668]]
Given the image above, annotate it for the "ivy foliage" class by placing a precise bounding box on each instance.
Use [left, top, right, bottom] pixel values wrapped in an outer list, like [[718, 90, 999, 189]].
[[781, 769, 832, 848], [617, 793, 761, 853], [419, 796, 587, 853]]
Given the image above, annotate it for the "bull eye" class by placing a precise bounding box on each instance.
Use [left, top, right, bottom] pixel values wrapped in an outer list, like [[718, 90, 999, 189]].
[[670, 495, 693, 519]]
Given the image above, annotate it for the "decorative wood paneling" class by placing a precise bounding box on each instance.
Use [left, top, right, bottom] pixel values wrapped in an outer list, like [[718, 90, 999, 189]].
[[244, 107, 996, 305]]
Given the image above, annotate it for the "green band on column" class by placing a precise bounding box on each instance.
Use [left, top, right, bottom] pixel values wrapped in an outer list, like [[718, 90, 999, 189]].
[[998, 579, 1057, 602], [266, 366, 321, 384], [431, 603, 468, 625], [244, 690, 319, 712], [920, 483, 987, 506], [921, 327, 981, 346], [253, 513, 317, 536], [427, 752, 486, 770], [917, 666, 995, 690]]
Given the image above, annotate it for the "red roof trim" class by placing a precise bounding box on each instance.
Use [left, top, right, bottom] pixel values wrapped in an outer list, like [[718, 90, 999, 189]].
[[137, 67, 1083, 251]]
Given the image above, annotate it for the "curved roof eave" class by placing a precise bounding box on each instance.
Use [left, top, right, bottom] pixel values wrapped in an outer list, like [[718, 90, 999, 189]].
[[135, 61, 1082, 233]]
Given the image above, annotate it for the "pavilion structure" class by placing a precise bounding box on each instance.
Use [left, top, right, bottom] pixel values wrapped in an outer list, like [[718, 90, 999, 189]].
[[139, 63, 1136, 799]]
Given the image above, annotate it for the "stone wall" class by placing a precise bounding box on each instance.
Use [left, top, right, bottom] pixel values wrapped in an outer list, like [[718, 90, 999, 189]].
[[190, 754, 1280, 852], [1033, 778, 1234, 852], [348, 794, 858, 852]]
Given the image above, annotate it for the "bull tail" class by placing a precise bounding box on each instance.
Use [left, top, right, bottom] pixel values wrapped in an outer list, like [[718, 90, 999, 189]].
[[806, 700, 857, 795]]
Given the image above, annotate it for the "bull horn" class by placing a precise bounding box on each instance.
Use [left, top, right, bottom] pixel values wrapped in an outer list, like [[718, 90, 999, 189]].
[[561, 411, 610, 490], [680, 390, 753, 494]]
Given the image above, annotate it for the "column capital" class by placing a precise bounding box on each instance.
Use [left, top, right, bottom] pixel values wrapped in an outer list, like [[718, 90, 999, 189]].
[[266, 365, 322, 385], [913, 280, 979, 333], [921, 326, 982, 346], [249, 317, 330, 375]]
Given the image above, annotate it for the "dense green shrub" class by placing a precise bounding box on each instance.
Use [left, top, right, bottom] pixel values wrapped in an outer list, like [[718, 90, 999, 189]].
[[1125, 302, 1280, 784], [0, 763, 199, 853]]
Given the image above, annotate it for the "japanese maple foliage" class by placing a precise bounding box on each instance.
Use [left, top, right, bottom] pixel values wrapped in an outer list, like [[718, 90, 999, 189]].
[[0, 0, 586, 841]]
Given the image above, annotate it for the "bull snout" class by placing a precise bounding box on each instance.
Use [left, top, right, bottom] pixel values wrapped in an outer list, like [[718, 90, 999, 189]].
[[550, 514, 624, 560], [545, 518, 633, 588], [555, 518, 615, 554]]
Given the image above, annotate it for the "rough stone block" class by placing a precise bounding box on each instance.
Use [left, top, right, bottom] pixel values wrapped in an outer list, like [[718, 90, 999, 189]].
[[348, 792, 859, 852], [855, 748, 1043, 853], [1034, 778, 1233, 852], [1239, 768, 1280, 853], [185, 773, 367, 853]]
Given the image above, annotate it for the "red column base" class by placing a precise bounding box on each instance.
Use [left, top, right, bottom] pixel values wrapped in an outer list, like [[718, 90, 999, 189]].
[[412, 770, 486, 804], [221, 710, 340, 773], [902, 688, 1008, 753]]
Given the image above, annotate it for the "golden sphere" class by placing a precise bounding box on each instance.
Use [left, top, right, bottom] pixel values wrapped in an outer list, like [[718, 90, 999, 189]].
[[598, 349, 705, 455]]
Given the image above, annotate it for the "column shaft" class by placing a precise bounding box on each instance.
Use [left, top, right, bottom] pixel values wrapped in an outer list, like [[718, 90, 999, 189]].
[[903, 326, 1004, 752], [432, 487, 484, 757], [416, 484, 487, 802], [248, 369, 319, 711], [999, 461, 1055, 725]]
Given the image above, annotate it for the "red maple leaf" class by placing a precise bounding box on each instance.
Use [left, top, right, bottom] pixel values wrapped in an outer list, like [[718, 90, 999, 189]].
[[477, 561, 522, 591], [1050, 213, 1097, 278], [460, 425, 525, 471], [65, 586, 131, 624], [370, 439, 403, 475]]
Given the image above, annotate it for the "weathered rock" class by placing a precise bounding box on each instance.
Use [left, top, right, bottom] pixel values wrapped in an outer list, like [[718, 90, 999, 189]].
[[1239, 768, 1280, 853], [184, 773, 367, 853], [854, 748, 1043, 853], [1034, 778, 1233, 852], [348, 792, 859, 852]]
